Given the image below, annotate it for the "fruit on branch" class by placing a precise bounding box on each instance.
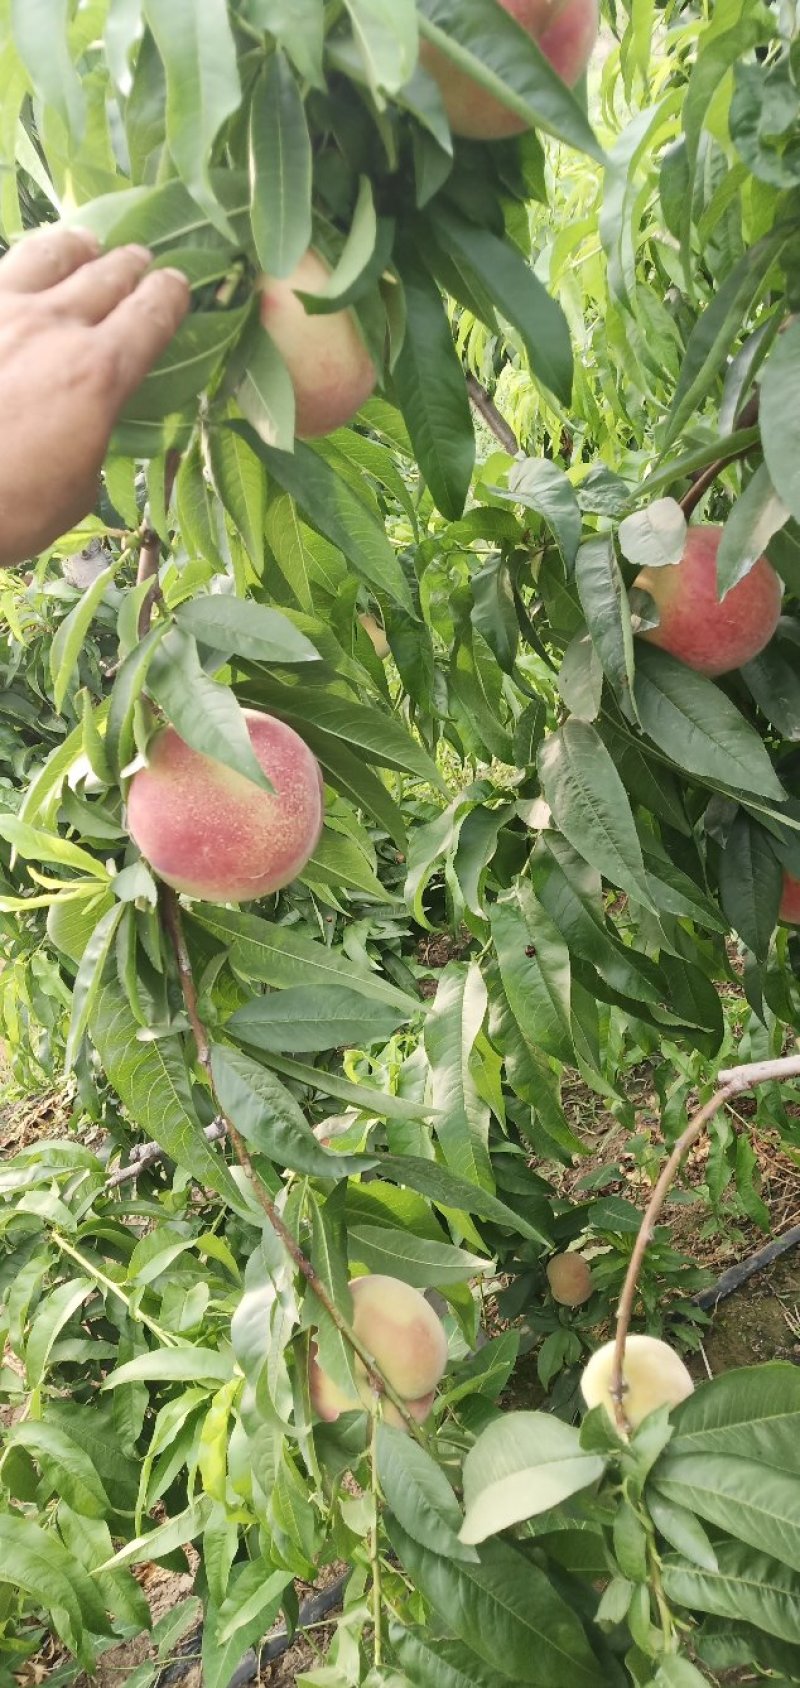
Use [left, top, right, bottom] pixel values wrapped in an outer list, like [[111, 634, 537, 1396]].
[[420, 0, 599, 140], [358, 612, 390, 660], [633, 525, 782, 677], [258, 249, 377, 438], [581, 1333, 694, 1429], [308, 1274, 448, 1431], [546, 1251, 592, 1306], [127, 710, 324, 903], [780, 872, 800, 923]]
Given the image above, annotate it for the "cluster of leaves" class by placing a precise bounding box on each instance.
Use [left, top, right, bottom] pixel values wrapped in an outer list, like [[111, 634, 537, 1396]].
[[1, 1, 800, 1686]]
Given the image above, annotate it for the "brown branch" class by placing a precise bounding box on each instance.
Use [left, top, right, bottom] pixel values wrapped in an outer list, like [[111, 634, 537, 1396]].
[[611, 1050, 800, 1434], [104, 1117, 227, 1189], [136, 449, 181, 638], [466, 374, 520, 457], [159, 887, 426, 1438], [679, 394, 760, 521]]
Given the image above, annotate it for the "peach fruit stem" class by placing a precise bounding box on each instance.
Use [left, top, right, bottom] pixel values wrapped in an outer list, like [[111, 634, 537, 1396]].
[[611, 1049, 800, 1434], [160, 886, 426, 1439]]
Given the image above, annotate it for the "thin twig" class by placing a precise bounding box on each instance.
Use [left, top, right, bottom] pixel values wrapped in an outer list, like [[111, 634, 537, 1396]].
[[104, 1118, 227, 1189], [370, 1406, 383, 1669], [160, 887, 427, 1438], [678, 393, 759, 520], [136, 449, 181, 637], [466, 374, 520, 456], [611, 1050, 800, 1434]]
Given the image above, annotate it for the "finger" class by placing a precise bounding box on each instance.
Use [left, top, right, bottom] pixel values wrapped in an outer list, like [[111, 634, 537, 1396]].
[[100, 268, 191, 405], [48, 243, 153, 325], [0, 225, 100, 294]]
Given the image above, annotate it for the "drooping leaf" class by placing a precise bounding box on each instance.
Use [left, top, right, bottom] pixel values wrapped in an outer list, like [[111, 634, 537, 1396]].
[[249, 54, 312, 279], [142, 0, 241, 236], [634, 647, 785, 800], [460, 1412, 605, 1545]]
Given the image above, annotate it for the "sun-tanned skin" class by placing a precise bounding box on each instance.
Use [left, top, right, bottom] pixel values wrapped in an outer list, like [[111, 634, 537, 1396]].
[[0, 225, 189, 569]]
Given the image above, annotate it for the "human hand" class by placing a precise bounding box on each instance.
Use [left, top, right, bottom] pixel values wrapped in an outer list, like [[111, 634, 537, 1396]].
[[0, 225, 190, 569]]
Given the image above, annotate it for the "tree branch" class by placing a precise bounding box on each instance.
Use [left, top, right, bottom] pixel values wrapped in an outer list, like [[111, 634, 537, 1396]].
[[679, 394, 760, 520], [466, 374, 520, 456], [611, 1050, 800, 1434], [159, 887, 427, 1438]]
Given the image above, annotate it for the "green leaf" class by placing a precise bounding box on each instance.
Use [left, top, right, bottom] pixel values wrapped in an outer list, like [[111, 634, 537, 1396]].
[[652, 1660, 711, 1688], [393, 248, 475, 521], [471, 557, 518, 674], [668, 1363, 800, 1470], [507, 458, 582, 567], [254, 1051, 431, 1124], [50, 558, 120, 714], [349, 1224, 487, 1288], [618, 499, 687, 570], [106, 622, 169, 779], [99, 1497, 214, 1570], [716, 463, 789, 596], [575, 536, 637, 714], [188, 905, 416, 1011], [460, 1413, 605, 1546], [663, 233, 784, 447], [391, 1624, 514, 1688], [377, 1154, 550, 1244], [0, 1513, 106, 1665], [0, 816, 109, 880], [343, 0, 419, 93], [249, 53, 312, 279], [90, 973, 245, 1213], [718, 811, 781, 961], [646, 1492, 718, 1572], [654, 1448, 800, 1574], [147, 626, 272, 791], [65, 902, 125, 1073], [490, 886, 573, 1066], [210, 1042, 377, 1177], [11, 0, 84, 137], [175, 595, 319, 665], [386, 1519, 607, 1688], [661, 1540, 800, 1644], [742, 635, 800, 740], [25, 1280, 95, 1390], [538, 720, 653, 905], [142, 0, 241, 237], [633, 647, 785, 800], [240, 670, 443, 788], [424, 962, 492, 1191], [557, 632, 603, 722], [378, 1424, 475, 1562], [8, 1421, 111, 1519], [416, 0, 603, 162], [228, 984, 409, 1054], [245, 0, 324, 87], [206, 418, 267, 572], [436, 210, 573, 407], [232, 423, 415, 613], [760, 318, 800, 523], [102, 1348, 232, 1389], [120, 305, 249, 424]]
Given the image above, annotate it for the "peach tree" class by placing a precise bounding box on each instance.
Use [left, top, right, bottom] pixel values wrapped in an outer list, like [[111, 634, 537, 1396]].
[[1, 2, 800, 1687]]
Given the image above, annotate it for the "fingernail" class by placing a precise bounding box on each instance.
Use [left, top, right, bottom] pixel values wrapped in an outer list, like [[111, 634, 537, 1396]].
[[160, 266, 190, 287], [125, 243, 152, 263]]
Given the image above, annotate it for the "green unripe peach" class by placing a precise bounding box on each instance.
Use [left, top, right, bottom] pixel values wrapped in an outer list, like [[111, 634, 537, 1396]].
[[581, 1334, 694, 1429], [308, 1274, 448, 1431]]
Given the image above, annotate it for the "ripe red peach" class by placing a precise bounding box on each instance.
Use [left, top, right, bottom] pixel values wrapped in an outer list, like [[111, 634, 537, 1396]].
[[126, 710, 323, 903], [308, 1275, 448, 1431], [420, 0, 599, 141], [547, 1252, 593, 1306], [258, 249, 376, 438], [633, 525, 782, 677], [780, 872, 800, 924]]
